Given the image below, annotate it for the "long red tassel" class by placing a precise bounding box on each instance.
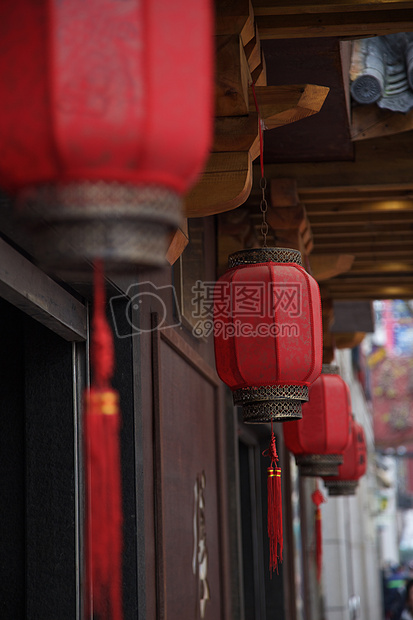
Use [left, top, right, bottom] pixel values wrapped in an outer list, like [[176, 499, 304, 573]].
[[85, 260, 123, 620], [263, 423, 283, 574], [311, 485, 325, 583]]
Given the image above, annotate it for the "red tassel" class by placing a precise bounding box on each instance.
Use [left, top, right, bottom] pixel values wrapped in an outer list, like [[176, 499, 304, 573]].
[[85, 260, 123, 620], [311, 486, 325, 583], [263, 424, 283, 574]]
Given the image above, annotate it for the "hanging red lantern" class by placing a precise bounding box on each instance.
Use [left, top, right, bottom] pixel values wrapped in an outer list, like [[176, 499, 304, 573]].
[[0, 3, 213, 618], [214, 248, 323, 423], [283, 364, 352, 476], [323, 421, 367, 496], [0, 0, 212, 274]]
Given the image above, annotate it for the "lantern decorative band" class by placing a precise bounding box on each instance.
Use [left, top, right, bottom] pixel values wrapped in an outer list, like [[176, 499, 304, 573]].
[[228, 247, 302, 268], [322, 363, 340, 375], [324, 480, 358, 496], [234, 385, 309, 405], [296, 453, 343, 477], [17, 183, 182, 275], [243, 399, 303, 423], [234, 385, 308, 423]]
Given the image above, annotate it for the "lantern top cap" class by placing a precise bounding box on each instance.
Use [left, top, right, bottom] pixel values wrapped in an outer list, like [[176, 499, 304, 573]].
[[228, 247, 302, 269], [321, 363, 340, 375]]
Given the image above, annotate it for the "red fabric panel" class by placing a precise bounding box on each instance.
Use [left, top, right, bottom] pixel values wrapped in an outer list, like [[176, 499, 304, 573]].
[[283, 373, 352, 455], [214, 261, 323, 391]]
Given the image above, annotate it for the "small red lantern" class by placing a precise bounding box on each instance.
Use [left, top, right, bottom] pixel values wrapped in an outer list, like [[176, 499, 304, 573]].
[[0, 0, 212, 273], [323, 421, 367, 496], [283, 364, 352, 476], [214, 248, 322, 422]]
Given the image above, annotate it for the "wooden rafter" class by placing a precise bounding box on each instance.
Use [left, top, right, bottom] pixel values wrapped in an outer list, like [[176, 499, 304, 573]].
[[253, 1, 413, 14], [252, 1, 413, 39]]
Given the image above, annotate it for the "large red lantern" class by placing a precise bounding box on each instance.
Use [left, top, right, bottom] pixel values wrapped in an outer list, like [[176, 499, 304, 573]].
[[0, 3, 213, 618], [323, 421, 367, 496], [0, 0, 212, 273], [283, 364, 352, 476], [214, 248, 323, 422]]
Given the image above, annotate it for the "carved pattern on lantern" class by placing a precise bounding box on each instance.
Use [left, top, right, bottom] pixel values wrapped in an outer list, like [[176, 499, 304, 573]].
[[324, 480, 358, 495], [233, 384, 309, 404], [228, 247, 303, 268], [18, 182, 181, 273], [243, 400, 303, 423], [296, 453, 343, 477]]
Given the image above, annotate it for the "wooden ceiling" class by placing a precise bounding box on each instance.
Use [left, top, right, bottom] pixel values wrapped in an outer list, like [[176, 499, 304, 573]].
[[211, 0, 413, 309]]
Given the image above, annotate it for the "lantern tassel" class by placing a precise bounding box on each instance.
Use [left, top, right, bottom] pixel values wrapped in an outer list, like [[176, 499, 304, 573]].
[[311, 485, 326, 583], [85, 259, 123, 620], [263, 423, 283, 573]]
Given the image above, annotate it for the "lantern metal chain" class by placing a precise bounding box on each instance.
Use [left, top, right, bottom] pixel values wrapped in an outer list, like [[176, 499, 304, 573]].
[[260, 176, 269, 247]]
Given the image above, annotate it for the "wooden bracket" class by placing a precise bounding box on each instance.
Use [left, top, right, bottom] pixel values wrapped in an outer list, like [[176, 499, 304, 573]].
[[166, 220, 189, 265]]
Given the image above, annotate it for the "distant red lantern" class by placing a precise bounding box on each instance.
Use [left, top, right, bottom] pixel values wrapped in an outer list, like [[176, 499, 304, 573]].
[[214, 248, 323, 422], [283, 364, 352, 476], [0, 0, 212, 273], [323, 421, 367, 496]]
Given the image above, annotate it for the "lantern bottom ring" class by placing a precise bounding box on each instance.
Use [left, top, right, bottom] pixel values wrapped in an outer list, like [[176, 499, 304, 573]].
[[233, 384, 309, 405], [242, 398, 302, 423], [324, 480, 358, 496], [296, 453, 343, 477], [17, 182, 182, 275]]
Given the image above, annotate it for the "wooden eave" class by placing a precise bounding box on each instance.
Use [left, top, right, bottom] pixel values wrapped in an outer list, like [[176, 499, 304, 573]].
[[252, 0, 413, 38]]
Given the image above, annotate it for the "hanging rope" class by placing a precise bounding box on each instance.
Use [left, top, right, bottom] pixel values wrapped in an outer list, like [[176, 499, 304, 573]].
[[251, 81, 269, 248]]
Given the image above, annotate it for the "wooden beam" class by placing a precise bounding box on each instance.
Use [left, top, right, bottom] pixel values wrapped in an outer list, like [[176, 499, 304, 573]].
[[350, 260, 413, 273], [251, 51, 267, 86], [329, 276, 413, 287], [249, 84, 329, 129], [313, 226, 413, 238], [351, 104, 413, 141], [313, 232, 413, 246], [184, 152, 252, 217], [217, 209, 259, 275], [254, 204, 306, 229], [244, 24, 262, 73], [215, 35, 251, 117], [322, 282, 413, 299], [213, 114, 260, 158], [216, 0, 255, 46], [326, 290, 412, 299], [260, 131, 413, 189], [0, 237, 87, 342], [300, 184, 413, 203], [312, 246, 413, 257], [310, 254, 355, 281], [253, 1, 413, 14], [166, 220, 189, 266], [254, 8, 413, 39], [271, 178, 299, 206], [307, 211, 413, 226], [305, 199, 413, 214]]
